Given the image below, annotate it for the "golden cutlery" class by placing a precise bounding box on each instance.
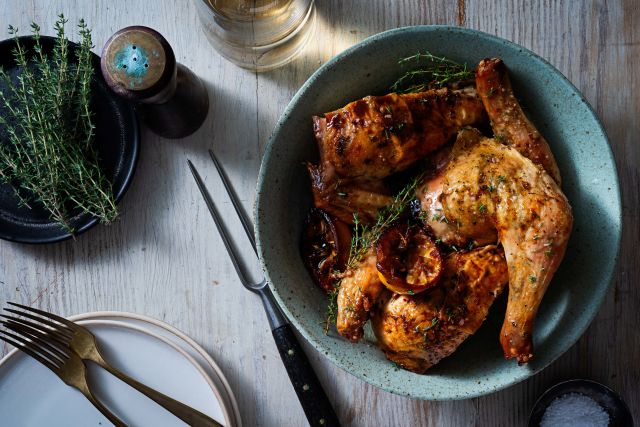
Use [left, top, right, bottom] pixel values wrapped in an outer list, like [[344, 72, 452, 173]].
[[1, 302, 222, 427]]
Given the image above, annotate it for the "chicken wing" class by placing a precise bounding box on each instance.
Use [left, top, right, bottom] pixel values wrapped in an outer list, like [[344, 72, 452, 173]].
[[336, 250, 384, 342], [372, 245, 509, 373]]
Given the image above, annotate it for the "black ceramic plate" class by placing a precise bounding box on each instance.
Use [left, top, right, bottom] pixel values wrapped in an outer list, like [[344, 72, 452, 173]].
[[0, 36, 139, 243], [529, 379, 634, 426]]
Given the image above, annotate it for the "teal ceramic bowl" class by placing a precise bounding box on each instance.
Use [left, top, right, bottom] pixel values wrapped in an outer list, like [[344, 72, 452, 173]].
[[255, 26, 621, 400]]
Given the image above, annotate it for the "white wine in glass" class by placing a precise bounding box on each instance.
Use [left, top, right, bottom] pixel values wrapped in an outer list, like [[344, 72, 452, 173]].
[[195, 0, 316, 71]]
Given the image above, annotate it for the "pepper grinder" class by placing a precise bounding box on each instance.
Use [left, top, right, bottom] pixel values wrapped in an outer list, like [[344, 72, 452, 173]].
[[101, 26, 209, 139]]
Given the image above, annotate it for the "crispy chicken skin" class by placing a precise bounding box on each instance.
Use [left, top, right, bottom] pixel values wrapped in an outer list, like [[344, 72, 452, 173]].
[[372, 246, 508, 373], [309, 87, 487, 224], [419, 129, 572, 363], [313, 87, 487, 180], [336, 250, 384, 342], [476, 58, 561, 184]]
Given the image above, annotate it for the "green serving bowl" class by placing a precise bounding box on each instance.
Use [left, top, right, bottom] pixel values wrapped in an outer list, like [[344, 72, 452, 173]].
[[255, 26, 621, 400]]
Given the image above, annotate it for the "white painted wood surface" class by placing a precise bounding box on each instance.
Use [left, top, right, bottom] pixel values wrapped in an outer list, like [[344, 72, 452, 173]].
[[1, 1, 638, 426]]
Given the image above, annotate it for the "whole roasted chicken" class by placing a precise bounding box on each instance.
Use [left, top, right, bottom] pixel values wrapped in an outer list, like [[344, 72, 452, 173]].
[[304, 57, 573, 371]]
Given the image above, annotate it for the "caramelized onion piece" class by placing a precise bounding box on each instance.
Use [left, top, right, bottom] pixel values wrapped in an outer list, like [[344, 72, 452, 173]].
[[375, 222, 443, 294], [301, 208, 352, 293]]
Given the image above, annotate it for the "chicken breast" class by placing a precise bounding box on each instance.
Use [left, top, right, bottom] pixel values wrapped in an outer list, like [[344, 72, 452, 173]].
[[372, 245, 508, 373], [308, 87, 487, 225], [313, 87, 487, 180]]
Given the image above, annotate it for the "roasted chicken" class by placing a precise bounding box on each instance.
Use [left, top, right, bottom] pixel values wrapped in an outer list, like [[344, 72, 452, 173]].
[[308, 87, 487, 224], [312, 87, 487, 179], [475, 58, 561, 184], [308, 57, 572, 371], [416, 60, 573, 363], [336, 250, 384, 342], [372, 245, 508, 373]]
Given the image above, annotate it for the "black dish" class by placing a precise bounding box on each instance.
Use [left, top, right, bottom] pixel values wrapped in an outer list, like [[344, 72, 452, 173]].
[[0, 36, 139, 244], [529, 379, 634, 427]]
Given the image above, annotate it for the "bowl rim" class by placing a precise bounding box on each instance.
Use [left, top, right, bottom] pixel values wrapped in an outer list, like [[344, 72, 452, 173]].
[[0, 35, 140, 244], [255, 24, 622, 400]]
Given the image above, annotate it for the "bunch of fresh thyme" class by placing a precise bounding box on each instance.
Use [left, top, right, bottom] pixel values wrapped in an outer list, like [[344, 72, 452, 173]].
[[390, 51, 473, 93], [323, 174, 424, 332], [0, 15, 117, 232]]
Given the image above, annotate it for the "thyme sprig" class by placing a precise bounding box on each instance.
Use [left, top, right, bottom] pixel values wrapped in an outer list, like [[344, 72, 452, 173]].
[[347, 173, 424, 269], [0, 15, 117, 232], [390, 51, 473, 93], [323, 174, 423, 332], [324, 284, 340, 334]]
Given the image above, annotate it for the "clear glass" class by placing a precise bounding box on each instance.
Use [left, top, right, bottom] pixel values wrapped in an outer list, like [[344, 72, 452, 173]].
[[194, 0, 316, 71]]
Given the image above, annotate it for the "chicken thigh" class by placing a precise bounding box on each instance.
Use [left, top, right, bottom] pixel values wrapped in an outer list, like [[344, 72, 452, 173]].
[[416, 59, 573, 363], [419, 128, 572, 363], [372, 245, 509, 373]]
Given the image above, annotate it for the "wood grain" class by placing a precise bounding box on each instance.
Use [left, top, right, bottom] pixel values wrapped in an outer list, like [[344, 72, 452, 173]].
[[1, 1, 638, 426]]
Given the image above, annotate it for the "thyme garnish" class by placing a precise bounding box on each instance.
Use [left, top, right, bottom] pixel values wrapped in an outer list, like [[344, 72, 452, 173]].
[[0, 16, 117, 232], [346, 173, 424, 268], [323, 174, 424, 332], [390, 51, 473, 94], [324, 283, 340, 334]]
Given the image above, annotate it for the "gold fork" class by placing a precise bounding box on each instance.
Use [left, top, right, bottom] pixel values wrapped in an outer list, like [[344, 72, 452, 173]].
[[0, 316, 126, 426], [1, 302, 222, 427]]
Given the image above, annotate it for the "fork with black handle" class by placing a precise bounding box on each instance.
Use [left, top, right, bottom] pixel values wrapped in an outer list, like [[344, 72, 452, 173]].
[[188, 150, 341, 427]]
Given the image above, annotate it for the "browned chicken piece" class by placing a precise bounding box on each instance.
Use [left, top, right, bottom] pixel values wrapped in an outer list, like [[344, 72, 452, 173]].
[[372, 245, 509, 373], [312, 87, 487, 180], [415, 144, 497, 249], [308, 86, 487, 224], [419, 128, 573, 363], [307, 163, 393, 224], [336, 250, 384, 342], [476, 58, 561, 184]]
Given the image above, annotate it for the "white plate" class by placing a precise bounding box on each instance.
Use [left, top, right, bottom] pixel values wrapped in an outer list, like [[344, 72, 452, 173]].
[[0, 311, 241, 427]]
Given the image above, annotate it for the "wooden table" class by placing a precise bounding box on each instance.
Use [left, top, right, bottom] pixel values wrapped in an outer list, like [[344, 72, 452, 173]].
[[1, 1, 638, 425]]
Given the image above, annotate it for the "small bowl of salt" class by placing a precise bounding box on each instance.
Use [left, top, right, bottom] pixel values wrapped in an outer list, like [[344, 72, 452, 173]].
[[529, 379, 633, 427]]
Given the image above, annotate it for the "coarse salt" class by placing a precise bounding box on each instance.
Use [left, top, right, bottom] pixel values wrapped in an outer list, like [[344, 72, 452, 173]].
[[540, 392, 609, 427]]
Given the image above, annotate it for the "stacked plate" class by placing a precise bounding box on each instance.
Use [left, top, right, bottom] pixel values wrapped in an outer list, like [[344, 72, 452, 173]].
[[0, 312, 241, 426]]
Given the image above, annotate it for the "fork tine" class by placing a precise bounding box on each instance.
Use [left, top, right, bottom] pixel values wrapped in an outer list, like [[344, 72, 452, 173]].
[[7, 302, 77, 330], [188, 160, 257, 287], [3, 308, 74, 339], [0, 329, 58, 372], [0, 314, 72, 346], [2, 320, 69, 363], [208, 149, 257, 254]]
